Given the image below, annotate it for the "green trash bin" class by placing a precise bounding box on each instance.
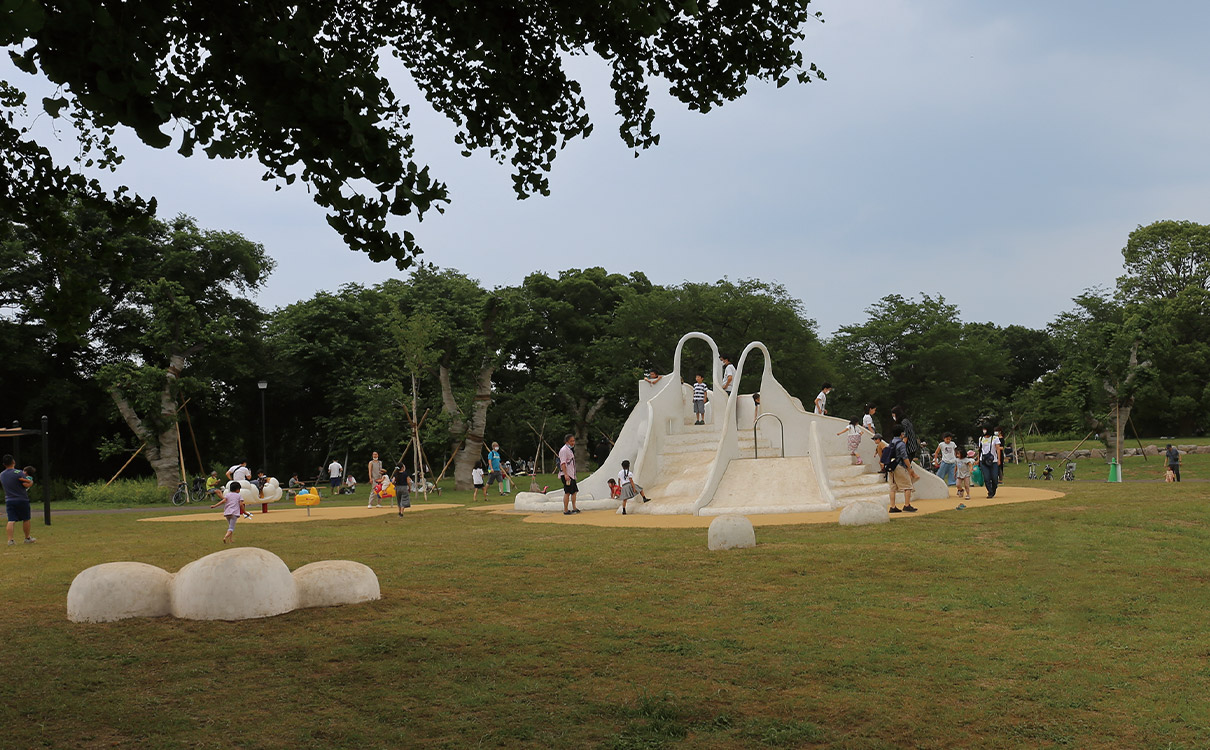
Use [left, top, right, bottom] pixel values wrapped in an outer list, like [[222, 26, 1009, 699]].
[[1107, 458, 1122, 483]]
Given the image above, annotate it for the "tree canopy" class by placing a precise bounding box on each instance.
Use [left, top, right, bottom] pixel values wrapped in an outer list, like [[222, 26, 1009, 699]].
[[2, 0, 824, 265]]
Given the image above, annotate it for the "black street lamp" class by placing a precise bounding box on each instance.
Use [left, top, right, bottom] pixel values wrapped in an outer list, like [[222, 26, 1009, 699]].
[[258, 380, 268, 472]]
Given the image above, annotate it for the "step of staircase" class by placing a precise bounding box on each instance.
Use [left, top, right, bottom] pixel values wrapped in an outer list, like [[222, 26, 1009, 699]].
[[831, 482, 887, 499]]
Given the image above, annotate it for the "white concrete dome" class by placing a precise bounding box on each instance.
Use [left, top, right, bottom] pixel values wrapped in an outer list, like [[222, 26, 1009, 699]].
[[707, 515, 756, 551], [170, 547, 298, 620], [839, 500, 890, 526], [294, 561, 381, 609], [67, 562, 173, 623]]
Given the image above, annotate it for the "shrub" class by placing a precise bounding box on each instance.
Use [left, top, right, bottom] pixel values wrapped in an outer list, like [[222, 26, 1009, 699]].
[[70, 478, 174, 505]]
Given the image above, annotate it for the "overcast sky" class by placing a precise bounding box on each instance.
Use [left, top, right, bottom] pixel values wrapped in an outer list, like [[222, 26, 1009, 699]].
[[11, 0, 1210, 335]]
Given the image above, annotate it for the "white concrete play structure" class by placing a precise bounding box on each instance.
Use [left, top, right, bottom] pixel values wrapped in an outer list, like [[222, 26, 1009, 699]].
[[514, 332, 947, 516]]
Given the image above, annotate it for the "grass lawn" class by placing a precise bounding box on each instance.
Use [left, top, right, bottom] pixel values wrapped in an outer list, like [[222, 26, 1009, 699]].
[[4, 466, 1210, 748]]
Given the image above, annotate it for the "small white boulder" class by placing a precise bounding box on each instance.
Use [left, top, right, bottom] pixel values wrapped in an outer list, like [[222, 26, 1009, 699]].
[[839, 500, 890, 526], [171, 547, 298, 621], [294, 560, 381, 609], [67, 562, 173, 623], [708, 515, 756, 551]]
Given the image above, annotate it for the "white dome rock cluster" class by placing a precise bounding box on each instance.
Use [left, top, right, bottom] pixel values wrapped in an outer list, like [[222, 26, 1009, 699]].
[[66, 547, 380, 623]]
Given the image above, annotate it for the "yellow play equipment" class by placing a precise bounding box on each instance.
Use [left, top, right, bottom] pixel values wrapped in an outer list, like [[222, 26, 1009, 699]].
[[294, 488, 321, 516]]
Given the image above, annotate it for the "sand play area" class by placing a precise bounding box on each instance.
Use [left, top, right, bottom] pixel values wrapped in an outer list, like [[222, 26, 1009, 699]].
[[140, 503, 464, 524], [468, 485, 1066, 528]]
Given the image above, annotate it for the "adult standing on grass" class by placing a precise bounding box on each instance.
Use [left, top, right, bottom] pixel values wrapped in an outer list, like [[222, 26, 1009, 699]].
[[327, 458, 343, 494], [2, 455, 35, 545], [486, 442, 504, 494], [392, 464, 413, 515], [559, 434, 580, 515], [886, 427, 918, 513], [367, 451, 384, 507], [978, 425, 1000, 499], [1166, 444, 1182, 482]]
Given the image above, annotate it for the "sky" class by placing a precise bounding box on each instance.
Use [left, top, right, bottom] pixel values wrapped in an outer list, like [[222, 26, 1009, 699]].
[[9, 0, 1210, 336]]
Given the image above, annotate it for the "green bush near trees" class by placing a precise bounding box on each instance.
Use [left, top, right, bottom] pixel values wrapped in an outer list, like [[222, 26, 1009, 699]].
[[68, 478, 173, 506]]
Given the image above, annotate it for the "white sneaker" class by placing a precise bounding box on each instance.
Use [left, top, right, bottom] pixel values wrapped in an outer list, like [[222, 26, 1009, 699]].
[[24, 537, 36, 544]]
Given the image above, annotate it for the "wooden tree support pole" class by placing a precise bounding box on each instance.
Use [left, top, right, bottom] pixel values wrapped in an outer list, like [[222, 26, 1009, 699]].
[[105, 443, 146, 487], [180, 400, 206, 476], [434, 447, 459, 484], [1128, 414, 1148, 461]]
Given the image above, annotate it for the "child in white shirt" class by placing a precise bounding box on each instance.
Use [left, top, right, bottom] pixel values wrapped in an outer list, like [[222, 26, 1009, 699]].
[[836, 417, 864, 464], [617, 460, 649, 515], [471, 462, 485, 501]]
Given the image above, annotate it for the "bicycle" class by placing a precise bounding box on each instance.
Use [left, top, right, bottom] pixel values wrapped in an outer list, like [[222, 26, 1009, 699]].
[[172, 476, 211, 506]]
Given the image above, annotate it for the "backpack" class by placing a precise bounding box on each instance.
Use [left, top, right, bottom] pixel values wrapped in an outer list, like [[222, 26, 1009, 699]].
[[881, 444, 901, 473]]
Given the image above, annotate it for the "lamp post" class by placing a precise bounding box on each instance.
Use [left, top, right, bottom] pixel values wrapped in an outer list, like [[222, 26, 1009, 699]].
[[258, 380, 268, 472]]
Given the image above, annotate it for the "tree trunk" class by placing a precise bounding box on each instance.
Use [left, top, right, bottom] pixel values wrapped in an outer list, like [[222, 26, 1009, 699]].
[[571, 396, 607, 470], [109, 353, 187, 487], [439, 361, 495, 490]]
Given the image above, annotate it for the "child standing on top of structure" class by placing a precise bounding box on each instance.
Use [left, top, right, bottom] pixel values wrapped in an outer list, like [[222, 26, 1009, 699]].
[[836, 417, 865, 464], [814, 383, 832, 415], [692, 374, 709, 426]]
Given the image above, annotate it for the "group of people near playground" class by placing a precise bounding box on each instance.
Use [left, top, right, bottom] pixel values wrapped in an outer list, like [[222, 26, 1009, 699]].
[[829, 400, 1010, 513]]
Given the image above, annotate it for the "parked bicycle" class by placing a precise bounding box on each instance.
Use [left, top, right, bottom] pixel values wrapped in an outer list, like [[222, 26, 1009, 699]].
[[172, 476, 211, 506]]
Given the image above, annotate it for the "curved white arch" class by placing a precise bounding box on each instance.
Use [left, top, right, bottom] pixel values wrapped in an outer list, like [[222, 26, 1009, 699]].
[[671, 331, 723, 389], [732, 340, 773, 398]]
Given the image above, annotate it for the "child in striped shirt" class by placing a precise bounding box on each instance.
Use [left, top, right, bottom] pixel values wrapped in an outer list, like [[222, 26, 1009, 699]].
[[692, 374, 709, 425]]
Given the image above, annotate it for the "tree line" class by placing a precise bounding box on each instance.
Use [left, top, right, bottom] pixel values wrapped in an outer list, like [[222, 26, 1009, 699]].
[[3, 201, 1207, 488]]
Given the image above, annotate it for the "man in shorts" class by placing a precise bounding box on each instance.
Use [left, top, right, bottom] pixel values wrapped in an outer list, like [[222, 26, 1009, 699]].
[[558, 434, 580, 515], [2, 454, 35, 545], [487, 442, 504, 494], [887, 426, 919, 513], [327, 458, 343, 493]]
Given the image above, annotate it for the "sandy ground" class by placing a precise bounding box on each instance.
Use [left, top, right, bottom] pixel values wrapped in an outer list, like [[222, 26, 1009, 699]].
[[137, 486, 1064, 529], [485, 486, 1066, 529], [139, 504, 464, 524]]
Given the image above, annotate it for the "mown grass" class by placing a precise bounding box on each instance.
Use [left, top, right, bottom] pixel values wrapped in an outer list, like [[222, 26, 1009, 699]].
[[3, 470, 1210, 747]]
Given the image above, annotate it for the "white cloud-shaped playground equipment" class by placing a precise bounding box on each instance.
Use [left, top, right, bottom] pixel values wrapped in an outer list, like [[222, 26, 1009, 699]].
[[67, 547, 379, 623]]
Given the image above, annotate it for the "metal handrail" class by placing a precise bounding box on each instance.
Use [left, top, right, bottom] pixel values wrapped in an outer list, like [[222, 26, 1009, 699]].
[[753, 413, 785, 458]]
